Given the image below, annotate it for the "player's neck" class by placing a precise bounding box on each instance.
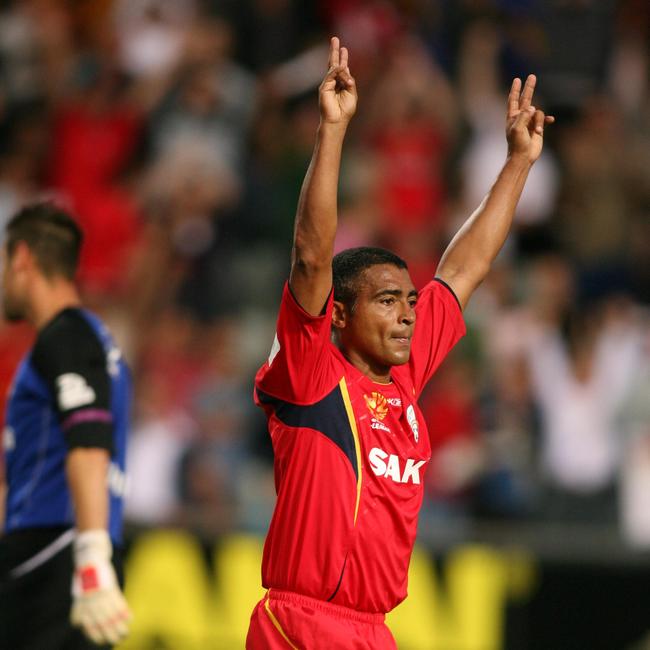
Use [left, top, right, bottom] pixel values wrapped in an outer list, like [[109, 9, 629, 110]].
[[28, 276, 82, 330], [340, 347, 392, 384]]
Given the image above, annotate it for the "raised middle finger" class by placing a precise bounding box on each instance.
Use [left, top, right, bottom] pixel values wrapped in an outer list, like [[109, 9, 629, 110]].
[[329, 36, 340, 69], [519, 74, 537, 110]]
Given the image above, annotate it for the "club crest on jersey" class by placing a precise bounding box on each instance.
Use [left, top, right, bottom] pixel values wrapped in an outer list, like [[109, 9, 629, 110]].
[[364, 392, 388, 421], [406, 404, 419, 443]]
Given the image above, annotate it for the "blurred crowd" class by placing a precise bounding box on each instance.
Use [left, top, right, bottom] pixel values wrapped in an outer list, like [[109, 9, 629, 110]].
[[1, 0, 650, 549]]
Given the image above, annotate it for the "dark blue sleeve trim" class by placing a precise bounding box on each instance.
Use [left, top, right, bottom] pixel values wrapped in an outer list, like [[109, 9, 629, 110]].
[[287, 281, 333, 317], [433, 277, 462, 311]]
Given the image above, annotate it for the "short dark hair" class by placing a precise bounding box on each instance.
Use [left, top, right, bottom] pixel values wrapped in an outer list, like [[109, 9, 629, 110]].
[[5, 202, 83, 279], [332, 246, 408, 310]]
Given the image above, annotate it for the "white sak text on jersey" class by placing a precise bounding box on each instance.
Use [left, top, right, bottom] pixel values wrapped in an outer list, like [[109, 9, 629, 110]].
[[368, 447, 426, 484]]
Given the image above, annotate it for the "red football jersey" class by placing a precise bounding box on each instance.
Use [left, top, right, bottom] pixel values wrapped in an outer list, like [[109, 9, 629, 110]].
[[255, 278, 465, 614]]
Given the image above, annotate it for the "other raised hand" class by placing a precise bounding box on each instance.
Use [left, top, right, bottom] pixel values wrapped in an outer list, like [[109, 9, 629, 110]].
[[319, 37, 357, 126], [506, 74, 555, 164]]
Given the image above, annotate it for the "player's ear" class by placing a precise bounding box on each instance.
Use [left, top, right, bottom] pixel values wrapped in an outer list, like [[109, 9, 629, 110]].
[[11, 241, 33, 272], [332, 300, 348, 330]]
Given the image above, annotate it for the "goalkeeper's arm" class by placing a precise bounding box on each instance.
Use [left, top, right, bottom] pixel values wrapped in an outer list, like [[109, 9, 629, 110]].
[[66, 447, 132, 645]]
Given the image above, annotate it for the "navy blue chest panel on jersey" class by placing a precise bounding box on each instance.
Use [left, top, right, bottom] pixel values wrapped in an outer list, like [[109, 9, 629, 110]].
[[256, 383, 359, 482], [3, 308, 130, 542]]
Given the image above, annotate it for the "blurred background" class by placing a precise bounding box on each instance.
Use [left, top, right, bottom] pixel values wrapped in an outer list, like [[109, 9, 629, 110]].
[[1, 0, 650, 648]]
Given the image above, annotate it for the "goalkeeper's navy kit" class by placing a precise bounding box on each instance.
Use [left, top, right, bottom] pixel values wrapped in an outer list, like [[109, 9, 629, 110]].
[[1, 307, 130, 650], [246, 279, 465, 649]]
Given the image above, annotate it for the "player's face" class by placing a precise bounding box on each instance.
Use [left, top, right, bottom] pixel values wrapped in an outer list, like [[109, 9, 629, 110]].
[[1, 245, 27, 322], [335, 264, 417, 378]]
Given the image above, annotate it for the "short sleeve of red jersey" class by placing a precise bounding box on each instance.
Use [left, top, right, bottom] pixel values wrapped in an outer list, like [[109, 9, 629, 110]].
[[255, 282, 341, 405], [407, 278, 466, 397]]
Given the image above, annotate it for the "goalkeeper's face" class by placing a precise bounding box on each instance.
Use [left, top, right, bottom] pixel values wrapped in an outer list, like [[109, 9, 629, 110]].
[[1, 244, 28, 322]]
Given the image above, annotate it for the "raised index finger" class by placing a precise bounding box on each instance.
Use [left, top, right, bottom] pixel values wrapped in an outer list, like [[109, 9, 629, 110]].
[[519, 74, 537, 110], [329, 36, 340, 69], [508, 78, 522, 118]]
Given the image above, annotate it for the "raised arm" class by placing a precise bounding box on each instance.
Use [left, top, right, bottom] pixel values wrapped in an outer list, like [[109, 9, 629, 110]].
[[436, 75, 554, 309], [289, 37, 357, 315]]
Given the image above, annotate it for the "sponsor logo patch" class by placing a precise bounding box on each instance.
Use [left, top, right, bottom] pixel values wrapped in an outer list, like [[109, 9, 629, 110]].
[[371, 420, 391, 433], [368, 446, 426, 484], [56, 373, 96, 410]]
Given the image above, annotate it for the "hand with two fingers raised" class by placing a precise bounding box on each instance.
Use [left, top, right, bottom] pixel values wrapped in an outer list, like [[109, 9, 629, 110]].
[[506, 74, 555, 164], [319, 36, 358, 126]]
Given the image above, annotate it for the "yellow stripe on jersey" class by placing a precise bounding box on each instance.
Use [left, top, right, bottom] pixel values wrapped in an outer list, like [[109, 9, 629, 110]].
[[339, 377, 362, 526], [264, 591, 300, 649]]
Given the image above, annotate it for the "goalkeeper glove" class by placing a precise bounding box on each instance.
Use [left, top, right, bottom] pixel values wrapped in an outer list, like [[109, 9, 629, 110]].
[[70, 529, 132, 645]]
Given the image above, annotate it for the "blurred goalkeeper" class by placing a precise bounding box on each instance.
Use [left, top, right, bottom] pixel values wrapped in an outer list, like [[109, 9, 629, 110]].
[[0, 203, 132, 649], [247, 37, 553, 648]]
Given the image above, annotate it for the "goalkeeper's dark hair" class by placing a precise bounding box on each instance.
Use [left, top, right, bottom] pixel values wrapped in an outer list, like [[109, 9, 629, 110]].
[[332, 247, 408, 311], [5, 202, 83, 280]]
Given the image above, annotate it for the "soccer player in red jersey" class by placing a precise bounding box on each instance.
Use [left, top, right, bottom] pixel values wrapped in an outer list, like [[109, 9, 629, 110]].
[[247, 37, 554, 649]]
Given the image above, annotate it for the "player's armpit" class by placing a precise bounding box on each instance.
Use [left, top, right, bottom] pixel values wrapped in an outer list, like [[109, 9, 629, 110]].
[[432, 267, 480, 312], [288, 262, 333, 317]]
